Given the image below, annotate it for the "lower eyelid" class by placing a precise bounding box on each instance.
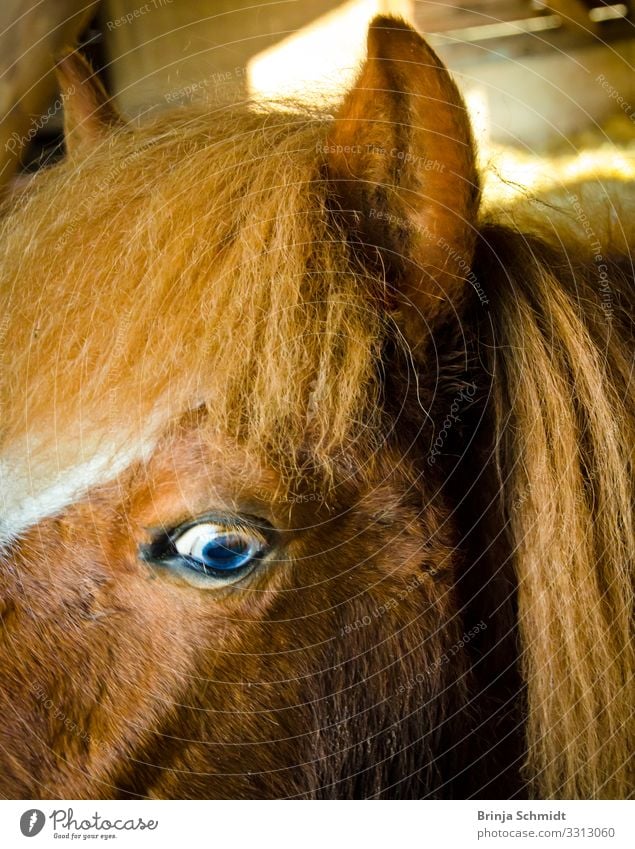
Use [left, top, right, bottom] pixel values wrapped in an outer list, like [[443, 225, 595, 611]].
[[146, 553, 258, 589]]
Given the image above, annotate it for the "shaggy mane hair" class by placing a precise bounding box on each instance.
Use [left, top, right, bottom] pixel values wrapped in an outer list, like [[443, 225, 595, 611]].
[[0, 106, 387, 528], [474, 225, 634, 798]]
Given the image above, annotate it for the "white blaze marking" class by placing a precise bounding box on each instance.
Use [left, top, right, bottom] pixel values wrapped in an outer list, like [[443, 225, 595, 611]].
[[0, 436, 157, 546]]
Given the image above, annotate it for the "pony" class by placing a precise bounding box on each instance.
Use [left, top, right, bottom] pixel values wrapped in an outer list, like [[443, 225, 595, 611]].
[[0, 16, 632, 799]]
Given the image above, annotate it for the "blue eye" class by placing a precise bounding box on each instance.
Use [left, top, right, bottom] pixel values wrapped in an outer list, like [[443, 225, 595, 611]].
[[143, 518, 270, 587], [173, 524, 263, 575]]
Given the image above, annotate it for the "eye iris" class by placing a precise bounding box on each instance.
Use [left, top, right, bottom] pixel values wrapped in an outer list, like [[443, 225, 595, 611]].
[[199, 536, 252, 571]]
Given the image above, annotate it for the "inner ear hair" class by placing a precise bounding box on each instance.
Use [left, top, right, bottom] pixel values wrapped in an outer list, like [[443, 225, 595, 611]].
[[55, 49, 122, 153]]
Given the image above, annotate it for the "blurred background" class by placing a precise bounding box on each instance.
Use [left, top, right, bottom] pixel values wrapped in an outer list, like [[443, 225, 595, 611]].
[[1, 0, 633, 203]]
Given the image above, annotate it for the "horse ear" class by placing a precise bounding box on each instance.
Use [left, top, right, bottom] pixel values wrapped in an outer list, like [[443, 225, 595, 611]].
[[56, 50, 122, 153], [326, 16, 480, 337]]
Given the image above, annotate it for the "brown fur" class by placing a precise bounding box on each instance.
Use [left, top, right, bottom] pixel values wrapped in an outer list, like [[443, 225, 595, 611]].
[[0, 17, 632, 799]]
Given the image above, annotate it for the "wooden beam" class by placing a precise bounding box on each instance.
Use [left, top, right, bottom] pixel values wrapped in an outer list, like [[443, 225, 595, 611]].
[[427, 16, 633, 69], [541, 0, 599, 34]]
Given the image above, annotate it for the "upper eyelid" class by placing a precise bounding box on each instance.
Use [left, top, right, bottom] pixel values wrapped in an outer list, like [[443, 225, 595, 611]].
[[142, 514, 276, 559], [145, 513, 274, 539], [174, 523, 269, 551]]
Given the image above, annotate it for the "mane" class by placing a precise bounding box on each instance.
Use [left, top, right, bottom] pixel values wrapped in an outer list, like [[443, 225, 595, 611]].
[[0, 104, 386, 538], [472, 223, 634, 798]]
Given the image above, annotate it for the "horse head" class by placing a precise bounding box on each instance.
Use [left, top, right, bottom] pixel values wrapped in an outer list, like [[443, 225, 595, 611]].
[[0, 17, 631, 800]]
